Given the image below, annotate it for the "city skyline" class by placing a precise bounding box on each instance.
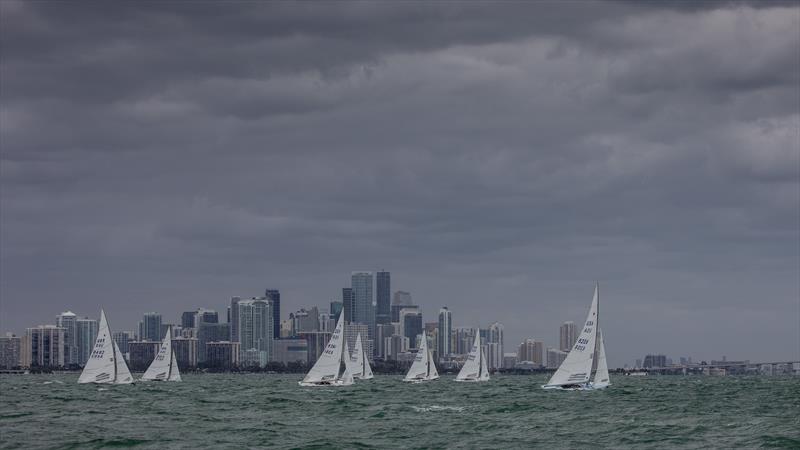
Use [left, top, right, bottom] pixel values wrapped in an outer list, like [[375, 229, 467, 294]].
[[1, 2, 798, 368]]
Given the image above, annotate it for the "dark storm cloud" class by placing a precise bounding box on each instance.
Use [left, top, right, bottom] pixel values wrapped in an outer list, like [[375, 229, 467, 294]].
[[1, 1, 798, 365]]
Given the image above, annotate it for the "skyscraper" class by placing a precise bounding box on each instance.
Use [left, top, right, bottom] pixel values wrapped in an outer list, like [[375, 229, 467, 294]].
[[517, 339, 544, 367], [0, 334, 21, 369], [437, 307, 452, 361], [25, 325, 65, 368], [238, 298, 273, 366], [399, 308, 422, 349], [75, 318, 99, 366], [546, 347, 567, 369], [229, 296, 241, 343], [390, 290, 413, 322], [559, 321, 576, 352], [197, 322, 230, 363], [351, 272, 375, 339], [265, 289, 281, 340], [139, 312, 162, 342], [112, 330, 132, 355], [55, 311, 78, 366], [195, 308, 219, 326], [487, 322, 504, 369], [330, 301, 343, 320], [342, 288, 355, 323], [181, 311, 196, 329], [376, 271, 391, 325]]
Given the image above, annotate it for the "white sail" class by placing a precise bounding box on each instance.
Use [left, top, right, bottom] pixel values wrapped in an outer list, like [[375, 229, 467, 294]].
[[592, 329, 610, 389], [544, 283, 600, 387], [344, 341, 358, 379], [404, 330, 438, 382], [78, 310, 132, 384], [352, 334, 374, 380], [142, 327, 180, 382], [456, 330, 489, 382], [169, 351, 182, 381], [300, 314, 346, 385]]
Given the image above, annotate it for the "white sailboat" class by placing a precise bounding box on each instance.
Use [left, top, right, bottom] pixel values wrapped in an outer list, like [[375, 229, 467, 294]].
[[590, 329, 610, 389], [299, 314, 353, 386], [455, 329, 490, 382], [351, 333, 374, 380], [543, 282, 609, 390], [403, 330, 439, 383], [78, 309, 133, 384], [141, 326, 181, 382]]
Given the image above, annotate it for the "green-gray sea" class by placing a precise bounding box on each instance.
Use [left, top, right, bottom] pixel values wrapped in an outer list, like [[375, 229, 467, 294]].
[[1, 374, 798, 449]]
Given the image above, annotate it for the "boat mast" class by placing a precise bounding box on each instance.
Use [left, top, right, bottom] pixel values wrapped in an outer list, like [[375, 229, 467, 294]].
[[166, 326, 173, 381]]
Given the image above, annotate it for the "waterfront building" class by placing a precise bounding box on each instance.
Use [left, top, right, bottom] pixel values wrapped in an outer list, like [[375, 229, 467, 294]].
[[503, 353, 518, 369], [206, 341, 240, 369], [297, 331, 332, 365], [319, 311, 336, 333], [376, 271, 391, 325], [487, 322, 504, 370], [195, 308, 219, 326], [391, 291, 413, 322], [55, 311, 78, 366], [486, 342, 501, 371], [0, 333, 21, 368], [290, 307, 319, 335], [400, 309, 423, 350], [374, 323, 393, 360], [25, 325, 65, 368], [454, 327, 476, 355], [138, 313, 162, 342], [559, 321, 576, 352], [75, 318, 99, 366], [264, 289, 281, 340], [517, 339, 544, 367], [546, 347, 567, 369], [351, 272, 375, 340], [128, 341, 161, 371], [272, 339, 308, 364], [238, 298, 273, 366], [384, 334, 409, 361], [437, 307, 452, 361], [112, 330, 132, 356], [330, 301, 343, 320], [172, 337, 198, 369], [197, 322, 230, 363], [229, 296, 241, 343], [643, 354, 667, 368]]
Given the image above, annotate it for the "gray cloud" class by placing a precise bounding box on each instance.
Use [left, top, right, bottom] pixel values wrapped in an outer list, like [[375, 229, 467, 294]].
[[1, 1, 798, 366]]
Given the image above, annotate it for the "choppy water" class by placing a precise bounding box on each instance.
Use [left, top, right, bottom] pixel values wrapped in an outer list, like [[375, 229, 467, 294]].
[[1, 374, 798, 449]]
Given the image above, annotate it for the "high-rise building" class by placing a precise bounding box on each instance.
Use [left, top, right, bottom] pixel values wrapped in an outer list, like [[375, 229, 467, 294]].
[[487, 322, 504, 369], [229, 296, 241, 343], [195, 308, 219, 326], [517, 339, 544, 367], [437, 307, 452, 361], [0, 333, 21, 369], [76, 318, 99, 366], [351, 272, 375, 340], [128, 341, 161, 371], [181, 311, 196, 329], [25, 326, 66, 368], [391, 291, 413, 322], [546, 347, 567, 369], [318, 312, 335, 333], [265, 289, 281, 340], [376, 271, 391, 325], [643, 354, 667, 368], [272, 339, 308, 364], [330, 301, 343, 321], [486, 342, 502, 371], [112, 331, 132, 356], [290, 307, 319, 335], [559, 321, 576, 352], [342, 288, 355, 323], [197, 322, 230, 364], [454, 327, 476, 355], [55, 311, 78, 366], [138, 313, 162, 342], [399, 308, 423, 349], [206, 341, 239, 369], [238, 298, 273, 366], [374, 323, 393, 360], [384, 334, 409, 361], [172, 337, 198, 369], [503, 353, 518, 369]]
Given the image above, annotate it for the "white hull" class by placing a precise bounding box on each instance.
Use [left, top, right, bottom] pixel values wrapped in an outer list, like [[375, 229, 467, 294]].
[[402, 377, 439, 383], [454, 377, 489, 383], [541, 382, 609, 391], [298, 379, 352, 387], [353, 374, 374, 380]]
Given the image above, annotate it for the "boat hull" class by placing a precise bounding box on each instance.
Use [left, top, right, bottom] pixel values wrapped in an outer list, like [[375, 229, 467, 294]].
[[541, 383, 608, 391], [454, 377, 489, 383], [298, 379, 352, 387], [403, 376, 439, 383]]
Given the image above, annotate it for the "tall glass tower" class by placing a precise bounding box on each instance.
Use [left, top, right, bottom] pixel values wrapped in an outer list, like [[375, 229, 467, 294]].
[[351, 272, 374, 339], [376, 271, 391, 325], [437, 307, 452, 361]]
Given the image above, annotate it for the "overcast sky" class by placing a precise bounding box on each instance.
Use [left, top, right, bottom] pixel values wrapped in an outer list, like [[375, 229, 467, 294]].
[[1, 1, 798, 366]]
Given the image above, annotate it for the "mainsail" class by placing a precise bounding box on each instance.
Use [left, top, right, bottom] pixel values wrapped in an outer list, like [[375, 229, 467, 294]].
[[142, 326, 181, 382], [455, 330, 490, 382], [544, 283, 600, 387], [404, 330, 439, 382], [353, 334, 374, 380], [300, 314, 350, 386], [78, 309, 133, 384], [592, 328, 610, 389]]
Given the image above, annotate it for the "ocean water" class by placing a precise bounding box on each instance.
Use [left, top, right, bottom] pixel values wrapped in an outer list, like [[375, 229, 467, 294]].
[[1, 373, 798, 449]]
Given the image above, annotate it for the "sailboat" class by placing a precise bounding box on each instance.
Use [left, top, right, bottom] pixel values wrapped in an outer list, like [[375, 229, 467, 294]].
[[455, 329, 489, 382], [299, 314, 353, 386], [542, 282, 610, 391], [403, 330, 439, 383], [141, 326, 181, 382], [77, 309, 133, 384], [591, 329, 610, 389], [351, 333, 374, 380]]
